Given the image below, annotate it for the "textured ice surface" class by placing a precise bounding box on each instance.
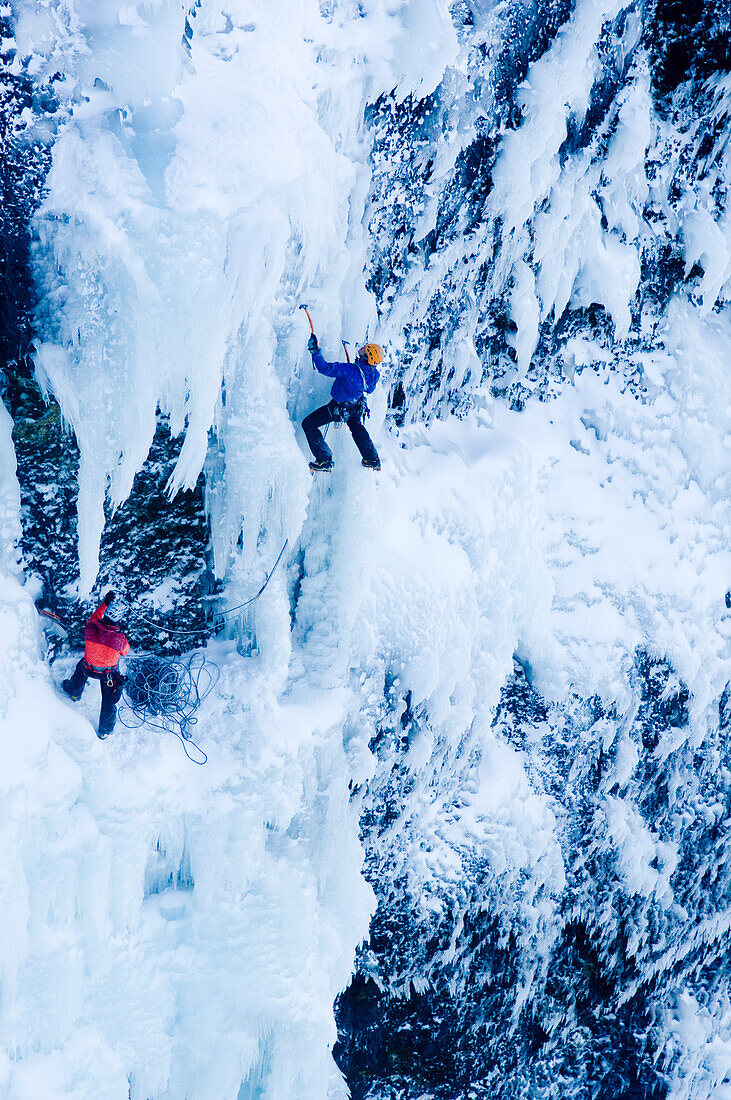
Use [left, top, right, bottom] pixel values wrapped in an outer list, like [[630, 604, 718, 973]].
[[2, 0, 731, 1096]]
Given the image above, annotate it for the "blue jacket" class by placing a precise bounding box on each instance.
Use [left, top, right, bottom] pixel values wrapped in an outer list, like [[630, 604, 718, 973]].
[[311, 350, 379, 404]]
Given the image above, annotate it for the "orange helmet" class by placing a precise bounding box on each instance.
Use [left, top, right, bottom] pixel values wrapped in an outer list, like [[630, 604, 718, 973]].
[[357, 343, 384, 366]]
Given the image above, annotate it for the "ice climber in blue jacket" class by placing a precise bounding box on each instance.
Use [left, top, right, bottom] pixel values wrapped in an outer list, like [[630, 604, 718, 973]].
[[302, 334, 384, 472]]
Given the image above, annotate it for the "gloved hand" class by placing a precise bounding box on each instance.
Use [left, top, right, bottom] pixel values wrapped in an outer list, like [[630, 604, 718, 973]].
[[308, 333, 319, 353], [103, 590, 115, 606]]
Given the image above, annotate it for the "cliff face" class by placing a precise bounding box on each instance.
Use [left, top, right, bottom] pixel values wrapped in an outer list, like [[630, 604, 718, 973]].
[[367, 0, 730, 415], [336, 4, 731, 1095], [0, 1, 729, 1097]]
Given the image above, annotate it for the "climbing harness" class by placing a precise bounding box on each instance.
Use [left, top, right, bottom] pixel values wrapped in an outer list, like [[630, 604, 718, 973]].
[[323, 396, 370, 440], [118, 652, 219, 764], [324, 396, 368, 435], [335, 395, 370, 421]]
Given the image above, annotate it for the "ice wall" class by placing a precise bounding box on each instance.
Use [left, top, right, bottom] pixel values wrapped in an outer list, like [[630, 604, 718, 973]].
[[0, 638, 373, 1098], [21, 0, 459, 600], [1, 2, 490, 1098], [4, 0, 731, 1096], [0, 356, 378, 1097], [367, 0, 731, 714], [0, 264, 374, 1096]]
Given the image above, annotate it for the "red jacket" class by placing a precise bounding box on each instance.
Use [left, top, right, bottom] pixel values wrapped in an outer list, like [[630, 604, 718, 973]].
[[84, 600, 130, 669]]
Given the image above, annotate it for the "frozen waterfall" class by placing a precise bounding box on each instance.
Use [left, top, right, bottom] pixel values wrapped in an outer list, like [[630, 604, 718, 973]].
[[0, 0, 729, 1097]]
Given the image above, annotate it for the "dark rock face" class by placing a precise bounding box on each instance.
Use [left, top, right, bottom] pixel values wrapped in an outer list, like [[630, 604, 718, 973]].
[[333, 0, 731, 1093], [336, 654, 730, 1098], [647, 0, 731, 95], [0, 19, 53, 366], [7, 368, 215, 652]]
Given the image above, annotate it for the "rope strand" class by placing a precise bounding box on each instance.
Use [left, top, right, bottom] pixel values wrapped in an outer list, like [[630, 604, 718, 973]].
[[134, 539, 289, 638]]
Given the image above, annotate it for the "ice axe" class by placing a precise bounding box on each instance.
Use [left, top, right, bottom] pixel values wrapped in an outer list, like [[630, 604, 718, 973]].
[[342, 340, 351, 363], [298, 303, 315, 334]]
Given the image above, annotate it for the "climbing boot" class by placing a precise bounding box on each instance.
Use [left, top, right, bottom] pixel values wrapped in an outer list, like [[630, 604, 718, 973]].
[[309, 459, 334, 473], [62, 679, 81, 702], [361, 457, 381, 471]]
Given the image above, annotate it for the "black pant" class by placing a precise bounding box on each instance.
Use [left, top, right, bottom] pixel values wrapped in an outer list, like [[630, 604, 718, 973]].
[[65, 659, 124, 737], [302, 399, 379, 465]]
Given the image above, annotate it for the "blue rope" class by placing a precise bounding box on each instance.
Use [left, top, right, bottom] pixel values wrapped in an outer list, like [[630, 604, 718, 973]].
[[118, 651, 219, 764], [134, 539, 289, 638]]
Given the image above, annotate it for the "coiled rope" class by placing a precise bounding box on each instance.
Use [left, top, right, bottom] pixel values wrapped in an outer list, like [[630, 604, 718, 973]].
[[118, 652, 219, 764]]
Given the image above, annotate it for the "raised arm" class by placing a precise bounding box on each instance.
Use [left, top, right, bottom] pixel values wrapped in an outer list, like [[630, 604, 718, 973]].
[[88, 590, 115, 623], [311, 349, 350, 379]]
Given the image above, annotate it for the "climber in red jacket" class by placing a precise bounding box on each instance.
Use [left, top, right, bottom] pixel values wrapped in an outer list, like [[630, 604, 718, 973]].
[[62, 591, 130, 739]]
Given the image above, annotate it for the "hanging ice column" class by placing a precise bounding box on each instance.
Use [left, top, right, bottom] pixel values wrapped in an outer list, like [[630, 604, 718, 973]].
[[7, 3, 388, 1092], [25, 0, 374, 629], [487, 0, 650, 376], [5, 4, 479, 1099]]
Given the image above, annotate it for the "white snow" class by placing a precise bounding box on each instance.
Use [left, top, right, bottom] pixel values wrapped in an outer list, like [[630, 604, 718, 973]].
[[5, 2, 505, 1095], [2, 0, 731, 1095]]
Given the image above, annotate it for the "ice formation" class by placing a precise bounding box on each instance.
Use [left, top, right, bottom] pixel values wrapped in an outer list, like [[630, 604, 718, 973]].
[[0, 0, 729, 1096]]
